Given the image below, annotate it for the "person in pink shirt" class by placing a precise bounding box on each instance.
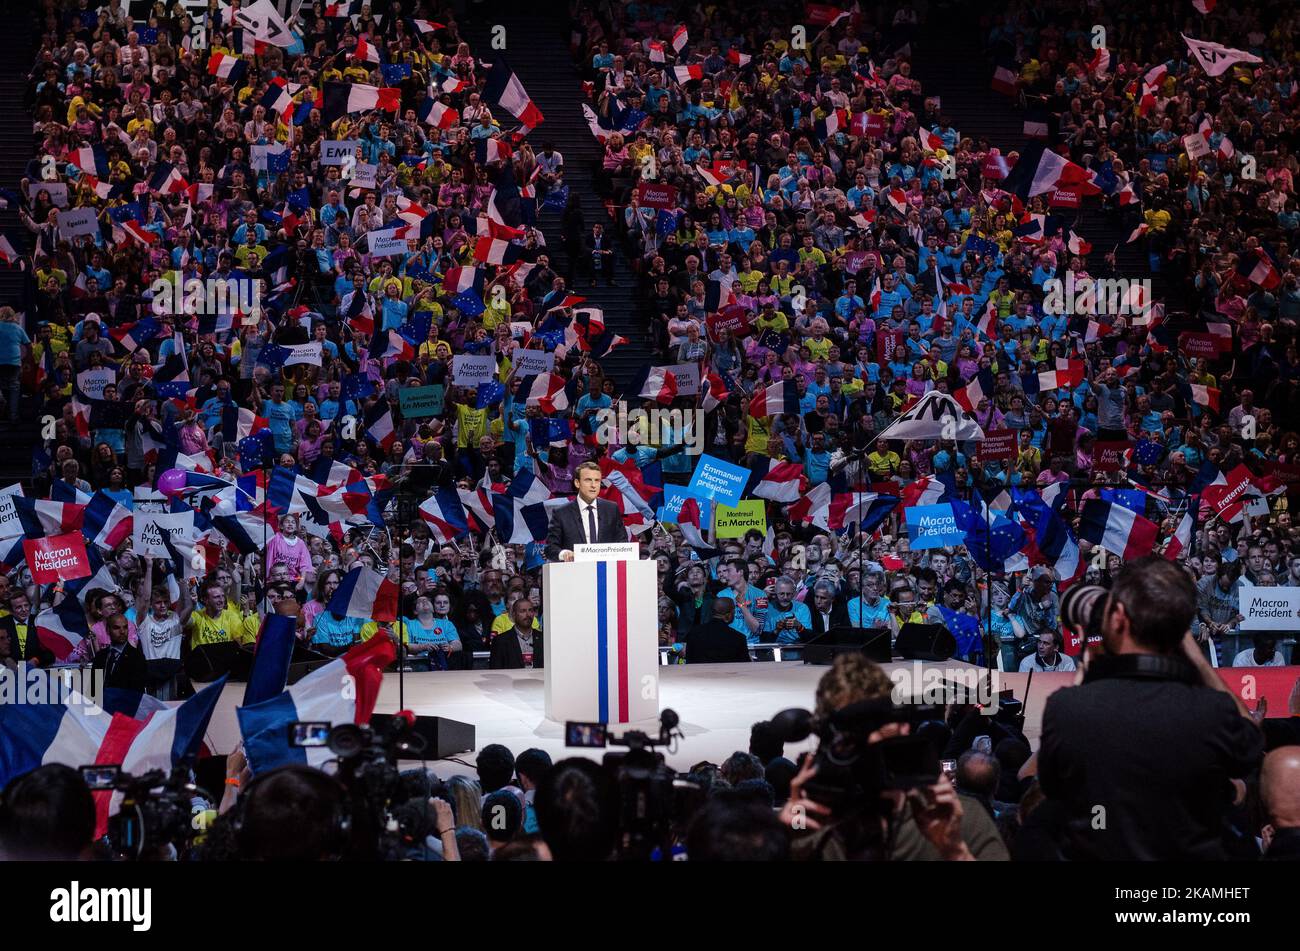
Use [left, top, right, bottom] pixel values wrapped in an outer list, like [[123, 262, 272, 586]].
[[66, 592, 139, 664], [266, 515, 313, 581]]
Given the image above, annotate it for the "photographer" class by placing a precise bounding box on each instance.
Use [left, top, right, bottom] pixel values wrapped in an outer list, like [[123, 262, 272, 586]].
[[783, 653, 1009, 861], [1038, 557, 1265, 860]]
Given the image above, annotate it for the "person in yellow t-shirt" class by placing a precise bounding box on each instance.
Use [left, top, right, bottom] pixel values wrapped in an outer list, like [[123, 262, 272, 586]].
[[745, 413, 772, 454], [867, 446, 901, 478], [188, 582, 248, 648], [455, 398, 488, 448]]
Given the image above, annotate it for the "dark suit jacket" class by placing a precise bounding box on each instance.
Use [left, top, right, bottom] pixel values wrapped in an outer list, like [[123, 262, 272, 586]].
[[684, 620, 752, 664], [489, 628, 545, 669], [0, 615, 55, 667], [92, 642, 149, 693], [806, 603, 851, 639], [544, 497, 625, 562]]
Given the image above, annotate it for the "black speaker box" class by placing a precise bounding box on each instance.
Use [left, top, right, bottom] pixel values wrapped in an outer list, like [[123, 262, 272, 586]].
[[895, 622, 956, 662], [371, 713, 477, 758], [802, 626, 892, 665]]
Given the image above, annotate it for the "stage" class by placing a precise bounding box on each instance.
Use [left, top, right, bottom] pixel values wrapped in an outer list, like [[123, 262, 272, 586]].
[[200, 661, 1067, 777]]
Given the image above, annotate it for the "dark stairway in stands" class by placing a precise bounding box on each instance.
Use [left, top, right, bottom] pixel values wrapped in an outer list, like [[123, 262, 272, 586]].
[[0, 4, 35, 491], [459, 6, 648, 390], [910, 5, 1163, 301]]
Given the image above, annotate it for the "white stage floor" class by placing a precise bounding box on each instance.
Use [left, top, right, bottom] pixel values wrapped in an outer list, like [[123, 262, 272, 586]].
[[202, 663, 1062, 778]]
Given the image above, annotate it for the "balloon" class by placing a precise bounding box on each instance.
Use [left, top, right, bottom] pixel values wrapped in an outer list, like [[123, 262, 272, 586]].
[[158, 468, 187, 496]]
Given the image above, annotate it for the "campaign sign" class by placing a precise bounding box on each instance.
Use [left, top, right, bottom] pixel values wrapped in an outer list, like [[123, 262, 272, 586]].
[[635, 182, 678, 209], [877, 328, 905, 363], [1239, 584, 1300, 631], [76, 368, 116, 401], [1049, 189, 1080, 209], [666, 362, 701, 397], [133, 487, 169, 513], [451, 354, 497, 387], [351, 162, 378, 189], [367, 228, 410, 257], [29, 181, 68, 207], [906, 503, 964, 550], [398, 384, 445, 418], [977, 429, 1017, 462], [1178, 332, 1221, 359], [855, 112, 886, 138], [0, 483, 23, 540], [707, 304, 752, 341], [687, 454, 748, 508], [285, 342, 323, 366], [657, 484, 711, 525], [513, 349, 554, 375], [1092, 440, 1132, 472], [1183, 133, 1211, 160], [24, 531, 92, 584], [320, 140, 360, 165], [132, 511, 194, 559], [250, 144, 287, 171], [57, 207, 100, 240], [713, 499, 767, 539]]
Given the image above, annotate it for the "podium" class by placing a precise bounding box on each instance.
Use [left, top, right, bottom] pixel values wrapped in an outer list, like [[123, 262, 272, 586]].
[[542, 555, 659, 725]]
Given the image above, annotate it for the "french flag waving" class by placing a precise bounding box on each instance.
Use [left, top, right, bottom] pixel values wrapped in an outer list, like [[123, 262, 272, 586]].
[[328, 565, 400, 622]]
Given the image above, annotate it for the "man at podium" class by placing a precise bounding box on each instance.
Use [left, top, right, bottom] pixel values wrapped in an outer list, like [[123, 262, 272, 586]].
[[544, 461, 625, 562]]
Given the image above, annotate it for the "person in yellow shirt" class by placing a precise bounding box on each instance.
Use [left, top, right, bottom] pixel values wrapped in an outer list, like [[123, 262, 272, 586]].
[[455, 396, 488, 449], [491, 595, 541, 636], [755, 302, 789, 333], [745, 413, 772, 454], [1144, 206, 1171, 233], [867, 445, 901, 478], [188, 582, 248, 648]]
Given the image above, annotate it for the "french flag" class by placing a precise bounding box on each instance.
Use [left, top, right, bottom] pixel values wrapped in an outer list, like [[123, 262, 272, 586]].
[[991, 65, 1018, 96], [472, 220, 524, 265], [237, 637, 395, 776], [638, 366, 679, 405], [259, 78, 295, 121], [902, 474, 950, 508], [364, 404, 397, 452], [0, 678, 226, 836], [828, 491, 898, 533], [411, 18, 444, 33], [82, 492, 133, 550], [1187, 383, 1220, 413], [370, 329, 416, 362], [517, 372, 570, 413], [749, 380, 800, 417], [321, 81, 401, 124], [647, 40, 667, 63], [789, 482, 833, 530], [745, 459, 804, 503], [1163, 510, 1195, 561], [147, 162, 189, 195], [211, 508, 276, 555], [674, 63, 704, 84], [443, 265, 481, 295], [352, 35, 382, 64], [328, 565, 400, 622], [727, 49, 751, 67], [458, 486, 496, 533], [1013, 488, 1082, 583], [886, 188, 908, 215], [1078, 499, 1159, 560], [700, 370, 729, 412], [12, 497, 86, 536], [492, 495, 551, 544], [33, 600, 91, 661], [70, 144, 110, 178], [117, 219, 158, 246], [417, 97, 459, 130], [676, 496, 711, 549], [207, 51, 248, 83], [483, 57, 544, 131], [671, 25, 688, 52], [418, 488, 469, 543]]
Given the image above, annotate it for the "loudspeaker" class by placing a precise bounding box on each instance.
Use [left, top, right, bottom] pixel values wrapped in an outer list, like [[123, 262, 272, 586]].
[[370, 713, 476, 759], [286, 645, 333, 685], [802, 626, 892, 665], [895, 623, 956, 662], [186, 642, 244, 683]]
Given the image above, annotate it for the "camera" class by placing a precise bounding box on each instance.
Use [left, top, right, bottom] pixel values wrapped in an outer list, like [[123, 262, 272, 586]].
[[80, 764, 213, 861], [565, 709, 705, 861], [1060, 583, 1108, 641], [770, 698, 945, 815], [289, 714, 428, 859]]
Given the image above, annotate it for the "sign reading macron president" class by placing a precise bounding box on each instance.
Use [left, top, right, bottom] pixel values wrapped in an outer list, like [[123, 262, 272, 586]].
[[906, 503, 964, 550], [687, 454, 748, 508], [23, 531, 92, 584]]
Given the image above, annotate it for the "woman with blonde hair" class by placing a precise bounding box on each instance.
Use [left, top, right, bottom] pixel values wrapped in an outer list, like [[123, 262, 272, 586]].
[[446, 775, 484, 832]]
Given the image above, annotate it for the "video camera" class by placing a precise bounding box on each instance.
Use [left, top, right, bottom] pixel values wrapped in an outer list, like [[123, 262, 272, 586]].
[[770, 698, 946, 816], [289, 714, 429, 859], [565, 709, 705, 861], [80, 764, 213, 861]]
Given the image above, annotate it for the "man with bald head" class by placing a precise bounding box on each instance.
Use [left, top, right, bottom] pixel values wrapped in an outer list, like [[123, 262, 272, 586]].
[[1261, 747, 1300, 861], [684, 597, 752, 664]]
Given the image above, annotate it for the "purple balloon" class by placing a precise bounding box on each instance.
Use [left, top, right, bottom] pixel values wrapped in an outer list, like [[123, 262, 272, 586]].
[[158, 468, 187, 496]]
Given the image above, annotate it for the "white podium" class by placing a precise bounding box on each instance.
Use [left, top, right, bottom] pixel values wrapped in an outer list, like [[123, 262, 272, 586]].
[[542, 557, 659, 725]]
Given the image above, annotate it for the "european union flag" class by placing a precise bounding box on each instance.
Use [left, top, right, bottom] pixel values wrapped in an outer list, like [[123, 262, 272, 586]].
[[619, 108, 648, 132], [287, 187, 312, 213], [757, 330, 789, 354], [535, 329, 565, 351], [476, 380, 505, 408], [655, 209, 679, 237], [258, 343, 291, 371], [238, 430, 274, 467], [529, 417, 568, 446], [451, 290, 485, 316], [462, 337, 493, 353], [405, 261, 435, 284], [341, 372, 375, 403], [400, 154, 426, 167], [135, 25, 158, 45], [108, 201, 144, 225], [541, 185, 569, 212], [381, 63, 412, 84], [79, 10, 99, 29], [267, 150, 291, 175], [1133, 440, 1164, 467], [937, 606, 984, 664]]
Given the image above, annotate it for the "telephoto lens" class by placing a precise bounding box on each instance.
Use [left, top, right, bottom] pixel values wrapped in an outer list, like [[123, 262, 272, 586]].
[[1059, 584, 1108, 638]]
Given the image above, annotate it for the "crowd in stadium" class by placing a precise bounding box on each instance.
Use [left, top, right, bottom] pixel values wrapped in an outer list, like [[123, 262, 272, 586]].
[[0, 0, 1299, 861]]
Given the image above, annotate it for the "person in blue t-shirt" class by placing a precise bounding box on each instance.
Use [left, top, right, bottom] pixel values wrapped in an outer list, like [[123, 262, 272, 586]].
[[762, 576, 812, 644], [261, 381, 303, 454]]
